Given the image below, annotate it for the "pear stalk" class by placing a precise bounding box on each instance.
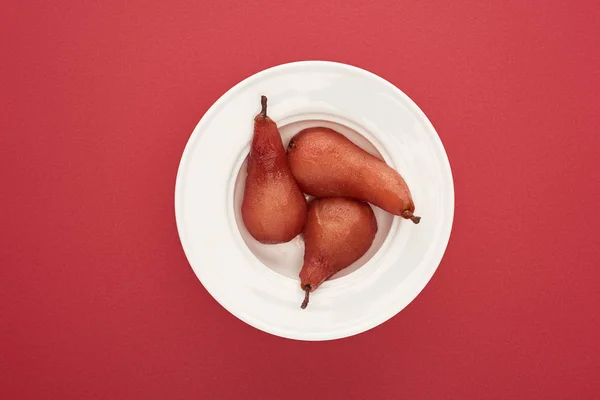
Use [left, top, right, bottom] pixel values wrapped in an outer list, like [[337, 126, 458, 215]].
[[301, 286, 311, 309]]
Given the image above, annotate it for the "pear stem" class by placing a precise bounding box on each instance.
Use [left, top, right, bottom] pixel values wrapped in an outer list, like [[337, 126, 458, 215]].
[[301, 285, 311, 309], [260, 95, 267, 118], [402, 210, 422, 224]]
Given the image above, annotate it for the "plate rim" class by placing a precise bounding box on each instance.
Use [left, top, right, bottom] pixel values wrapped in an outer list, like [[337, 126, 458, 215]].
[[175, 60, 455, 340]]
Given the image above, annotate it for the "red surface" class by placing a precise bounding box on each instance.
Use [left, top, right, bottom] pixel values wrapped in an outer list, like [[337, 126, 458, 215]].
[[2, 1, 599, 398]]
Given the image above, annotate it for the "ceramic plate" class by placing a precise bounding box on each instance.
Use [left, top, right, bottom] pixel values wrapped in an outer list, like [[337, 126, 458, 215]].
[[175, 61, 454, 340]]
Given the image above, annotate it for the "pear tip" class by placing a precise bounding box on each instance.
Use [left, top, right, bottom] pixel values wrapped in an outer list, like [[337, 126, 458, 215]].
[[287, 139, 296, 153], [300, 285, 311, 309], [260, 95, 267, 118], [402, 210, 421, 224]]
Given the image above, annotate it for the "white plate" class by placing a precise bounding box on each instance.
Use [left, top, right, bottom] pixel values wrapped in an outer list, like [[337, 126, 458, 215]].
[[175, 61, 454, 341]]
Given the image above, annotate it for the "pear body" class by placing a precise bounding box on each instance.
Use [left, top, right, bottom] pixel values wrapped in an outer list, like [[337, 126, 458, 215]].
[[242, 97, 307, 244], [287, 127, 420, 223]]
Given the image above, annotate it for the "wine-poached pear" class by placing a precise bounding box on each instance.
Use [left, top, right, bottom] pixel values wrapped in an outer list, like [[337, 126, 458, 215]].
[[300, 197, 378, 309], [287, 127, 421, 224], [241, 96, 307, 244]]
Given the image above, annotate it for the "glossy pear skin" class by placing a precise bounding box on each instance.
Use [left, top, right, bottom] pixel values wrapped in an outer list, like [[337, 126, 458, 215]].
[[300, 197, 377, 308], [287, 127, 421, 223], [242, 96, 307, 244]]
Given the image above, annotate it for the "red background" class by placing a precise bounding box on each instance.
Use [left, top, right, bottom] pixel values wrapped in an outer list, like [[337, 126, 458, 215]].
[[2, 1, 599, 398]]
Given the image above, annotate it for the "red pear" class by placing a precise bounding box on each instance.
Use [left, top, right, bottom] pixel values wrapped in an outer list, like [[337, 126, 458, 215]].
[[300, 197, 377, 309], [242, 96, 307, 244], [287, 127, 421, 224]]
